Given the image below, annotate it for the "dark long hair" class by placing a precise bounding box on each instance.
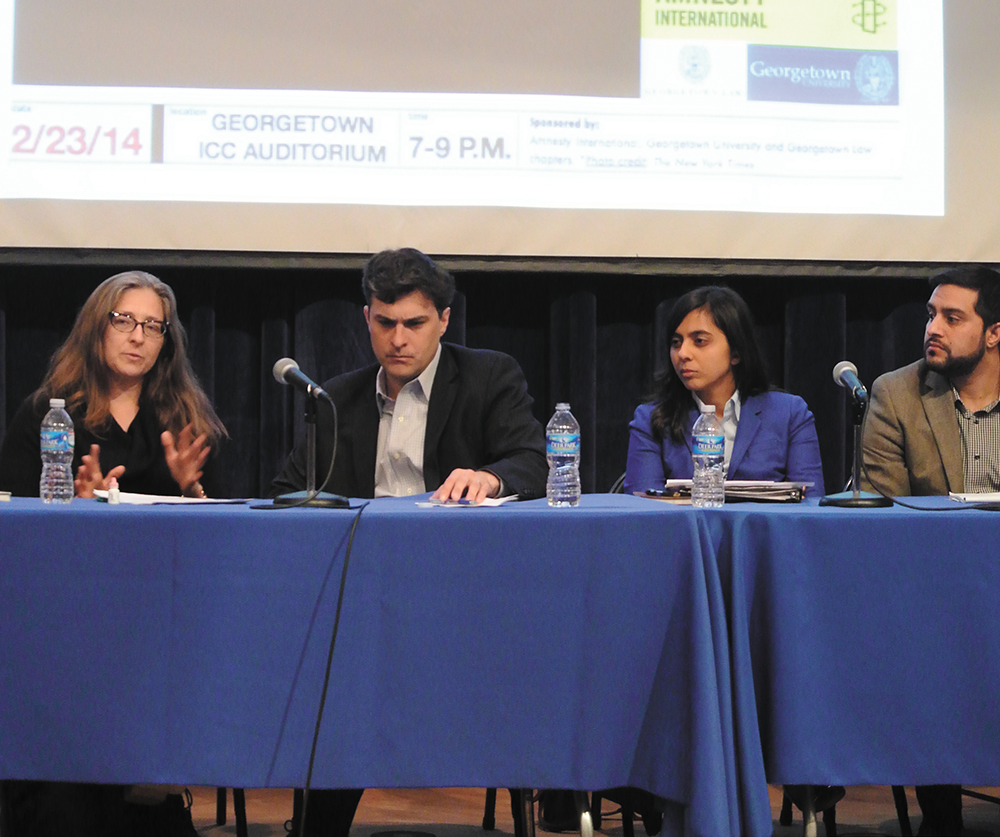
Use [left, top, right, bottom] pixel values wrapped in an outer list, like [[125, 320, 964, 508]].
[[650, 286, 771, 442], [35, 271, 227, 443]]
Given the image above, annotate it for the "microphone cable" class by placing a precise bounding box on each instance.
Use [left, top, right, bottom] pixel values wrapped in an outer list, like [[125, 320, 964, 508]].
[[299, 497, 369, 832], [281, 391, 341, 509], [255, 391, 345, 511]]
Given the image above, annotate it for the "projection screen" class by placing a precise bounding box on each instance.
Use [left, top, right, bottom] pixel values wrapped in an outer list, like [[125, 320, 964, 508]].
[[0, 0, 995, 263]]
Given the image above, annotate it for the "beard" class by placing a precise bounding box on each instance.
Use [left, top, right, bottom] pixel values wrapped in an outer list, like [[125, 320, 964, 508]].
[[924, 333, 986, 379]]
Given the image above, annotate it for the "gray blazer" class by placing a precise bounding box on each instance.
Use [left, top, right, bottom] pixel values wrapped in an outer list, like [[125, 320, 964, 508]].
[[861, 359, 963, 496]]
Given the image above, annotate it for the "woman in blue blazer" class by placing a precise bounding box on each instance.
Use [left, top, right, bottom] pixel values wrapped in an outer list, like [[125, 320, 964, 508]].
[[625, 286, 825, 497]]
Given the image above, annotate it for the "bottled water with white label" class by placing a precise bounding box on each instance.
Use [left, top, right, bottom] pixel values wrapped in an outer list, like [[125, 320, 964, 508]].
[[546, 402, 581, 507], [691, 404, 725, 508], [40, 398, 75, 504]]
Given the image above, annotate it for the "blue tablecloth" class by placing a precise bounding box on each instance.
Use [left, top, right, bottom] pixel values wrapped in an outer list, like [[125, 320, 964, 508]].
[[8, 494, 993, 837], [702, 498, 1000, 787], [0, 495, 770, 837]]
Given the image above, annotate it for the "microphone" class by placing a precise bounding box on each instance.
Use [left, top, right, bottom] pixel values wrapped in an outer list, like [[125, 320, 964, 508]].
[[270, 358, 348, 508], [832, 360, 868, 404], [821, 360, 891, 508], [273, 358, 329, 401]]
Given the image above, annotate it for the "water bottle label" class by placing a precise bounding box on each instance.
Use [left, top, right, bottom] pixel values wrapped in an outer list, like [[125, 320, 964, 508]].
[[41, 429, 75, 453], [692, 434, 723, 456], [547, 433, 580, 455]]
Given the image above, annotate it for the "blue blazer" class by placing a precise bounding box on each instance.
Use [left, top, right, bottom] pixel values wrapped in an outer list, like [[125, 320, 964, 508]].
[[624, 391, 825, 497]]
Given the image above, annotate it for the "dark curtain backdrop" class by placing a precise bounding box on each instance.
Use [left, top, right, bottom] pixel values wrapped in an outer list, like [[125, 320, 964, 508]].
[[0, 258, 933, 498]]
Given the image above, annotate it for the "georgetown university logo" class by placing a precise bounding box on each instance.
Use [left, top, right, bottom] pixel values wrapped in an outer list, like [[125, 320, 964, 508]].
[[747, 45, 898, 106], [855, 54, 895, 103]]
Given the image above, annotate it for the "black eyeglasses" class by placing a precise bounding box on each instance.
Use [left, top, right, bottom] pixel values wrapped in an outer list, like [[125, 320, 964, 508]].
[[108, 311, 169, 339]]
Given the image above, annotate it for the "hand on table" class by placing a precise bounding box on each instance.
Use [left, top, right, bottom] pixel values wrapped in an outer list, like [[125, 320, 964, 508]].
[[432, 468, 501, 504]]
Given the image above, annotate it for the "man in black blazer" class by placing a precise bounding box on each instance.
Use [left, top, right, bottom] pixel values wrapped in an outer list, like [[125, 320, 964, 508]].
[[270, 343, 548, 500], [271, 247, 547, 503], [271, 247, 547, 837]]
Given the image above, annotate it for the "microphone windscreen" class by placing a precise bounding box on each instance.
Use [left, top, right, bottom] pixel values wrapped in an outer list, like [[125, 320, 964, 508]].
[[272, 357, 300, 384], [832, 360, 858, 386]]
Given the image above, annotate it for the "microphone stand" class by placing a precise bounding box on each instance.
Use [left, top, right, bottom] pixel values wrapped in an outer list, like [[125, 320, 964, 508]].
[[273, 395, 349, 508], [820, 397, 892, 508]]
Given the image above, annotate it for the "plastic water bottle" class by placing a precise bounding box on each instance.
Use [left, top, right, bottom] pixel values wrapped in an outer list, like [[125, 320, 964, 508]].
[[40, 397, 74, 504], [691, 404, 725, 508], [546, 402, 581, 507]]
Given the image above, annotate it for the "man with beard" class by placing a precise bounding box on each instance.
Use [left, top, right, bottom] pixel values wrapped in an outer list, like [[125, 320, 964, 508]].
[[863, 266, 1000, 498], [861, 265, 1000, 836]]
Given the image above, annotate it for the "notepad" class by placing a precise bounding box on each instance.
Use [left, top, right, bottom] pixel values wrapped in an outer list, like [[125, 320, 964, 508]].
[[93, 490, 245, 505], [950, 491, 1000, 503]]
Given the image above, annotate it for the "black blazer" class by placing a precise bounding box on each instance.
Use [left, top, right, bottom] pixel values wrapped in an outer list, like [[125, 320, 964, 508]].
[[270, 343, 548, 499]]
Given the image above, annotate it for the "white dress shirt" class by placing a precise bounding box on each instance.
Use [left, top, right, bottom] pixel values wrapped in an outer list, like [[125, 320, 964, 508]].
[[373, 345, 442, 497], [693, 390, 742, 472]]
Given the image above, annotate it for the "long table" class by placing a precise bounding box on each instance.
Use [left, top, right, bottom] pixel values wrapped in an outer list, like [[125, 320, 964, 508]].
[[3, 495, 998, 837], [0, 495, 767, 837], [701, 499, 1000, 788]]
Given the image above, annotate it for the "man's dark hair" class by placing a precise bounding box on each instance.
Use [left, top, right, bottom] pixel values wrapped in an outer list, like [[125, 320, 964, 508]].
[[650, 285, 772, 442], [930, 266, 1000, 328], [362, 248, 455, 314]]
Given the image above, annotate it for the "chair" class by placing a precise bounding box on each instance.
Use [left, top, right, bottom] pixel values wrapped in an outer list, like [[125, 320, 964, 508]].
[[776, 786, 926, 837], [287, 788, 534, 837], [215, 787, 249, 837], [889, 786, 912, 837], [483, 789, 603, 837], [481, 788, 537, 837], [590, 789, 661, 837], [888, 784, 1000, 837], [778, 787, 839, 837], [0, 783, 10, 837]]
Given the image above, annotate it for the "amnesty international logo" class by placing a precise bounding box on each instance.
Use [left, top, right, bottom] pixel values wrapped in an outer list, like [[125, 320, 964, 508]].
[[853, 0, 888, 35], [641, 0, 897, 50]]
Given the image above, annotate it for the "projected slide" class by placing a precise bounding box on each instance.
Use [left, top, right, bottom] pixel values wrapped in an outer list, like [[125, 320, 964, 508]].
[[1, 0, 943, 216]]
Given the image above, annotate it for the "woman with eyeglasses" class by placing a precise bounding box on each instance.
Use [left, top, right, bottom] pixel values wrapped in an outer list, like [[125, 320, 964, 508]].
[[0, 271, 226, 836], [0, 270, 226, 498]]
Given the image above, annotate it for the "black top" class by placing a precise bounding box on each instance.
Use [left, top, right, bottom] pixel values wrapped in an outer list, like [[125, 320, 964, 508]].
[[0, 395, 220, 498]]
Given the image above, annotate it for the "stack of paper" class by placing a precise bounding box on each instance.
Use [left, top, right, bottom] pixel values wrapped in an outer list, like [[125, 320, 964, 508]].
[[641, 479, 813, 503]]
